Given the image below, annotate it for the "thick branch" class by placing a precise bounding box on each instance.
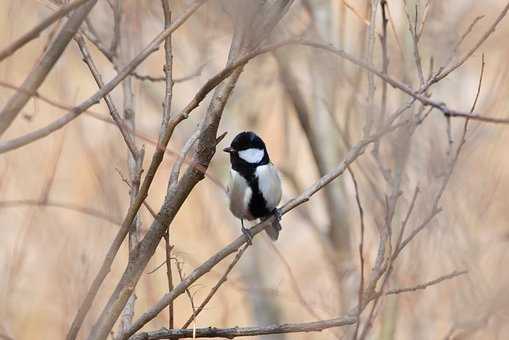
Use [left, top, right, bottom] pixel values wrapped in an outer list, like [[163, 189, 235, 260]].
[[0, 0, 98, 137], [0, 0, 90, 62], [65, 3, 207, 340], [132, 316, 356, 339], [84, 1, 297, 336], [0, 0, 207, 154], [124, 114, 410, 338]]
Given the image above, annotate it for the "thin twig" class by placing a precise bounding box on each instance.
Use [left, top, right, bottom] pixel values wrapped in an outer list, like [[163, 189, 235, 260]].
[[132, 63, 206, 83], [116, 168, 157, 219], [163, 232, 175, 329], [348, 166, 365, 340], [364, 0, 381, 137], [175, 260, 198, 338], [160, 0, 174, 137], [110, 0, 121, 56], [403, 1, 425, 85], [433, 1, 509, 83], [182, 245, 249, 329], [0, 79, 225, 189], [75, 35, 139, 157], [439, 15, 484, 76], [0, 199, 120, 225], [459, 53, 486, 149], [386, 270, 467, 296], [267, 242, 323, 320]]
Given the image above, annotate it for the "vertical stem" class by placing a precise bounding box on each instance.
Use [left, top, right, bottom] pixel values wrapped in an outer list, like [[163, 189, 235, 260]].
[[118, 1, 144, 333], [380, 0, 389, 125], [161, 0, 175, 328], [364, 0, 381, 137], [161, 0, 174, 138], [164, 233, 174, 329]]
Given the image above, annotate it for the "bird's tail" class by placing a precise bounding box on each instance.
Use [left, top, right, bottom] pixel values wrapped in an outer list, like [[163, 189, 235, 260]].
[[265, 219, 282, 241]]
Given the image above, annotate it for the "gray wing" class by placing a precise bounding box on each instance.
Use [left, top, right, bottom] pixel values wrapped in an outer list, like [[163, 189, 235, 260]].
[[228, 169, 253, 220]]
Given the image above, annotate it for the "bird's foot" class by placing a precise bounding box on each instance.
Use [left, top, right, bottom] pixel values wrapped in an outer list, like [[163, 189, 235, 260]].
[[272, 208, 282, 222], [241, 226, 253, 245]]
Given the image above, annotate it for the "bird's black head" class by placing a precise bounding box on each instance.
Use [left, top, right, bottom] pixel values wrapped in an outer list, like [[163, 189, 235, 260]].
[[223, 131, 270, 173]]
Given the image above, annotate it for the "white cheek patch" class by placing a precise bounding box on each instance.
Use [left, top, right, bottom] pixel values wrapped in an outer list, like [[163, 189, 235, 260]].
[[238, 148, 264, 164]]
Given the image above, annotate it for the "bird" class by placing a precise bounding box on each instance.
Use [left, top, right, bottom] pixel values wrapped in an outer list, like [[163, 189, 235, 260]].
[[223, 131, 282, 243]]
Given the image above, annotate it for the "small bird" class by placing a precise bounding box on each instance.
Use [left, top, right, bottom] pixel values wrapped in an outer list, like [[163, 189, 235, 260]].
[[224, 131, 282, 243]]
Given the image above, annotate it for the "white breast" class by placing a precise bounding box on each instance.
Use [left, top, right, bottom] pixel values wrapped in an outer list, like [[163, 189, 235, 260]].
[[255, 164, 282, 210], [227, 169, 254, 220]]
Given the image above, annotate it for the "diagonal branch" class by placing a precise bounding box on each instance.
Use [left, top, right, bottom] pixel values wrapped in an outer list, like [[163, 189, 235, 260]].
[[0, 0, 90, 62], [75, 35, 139, 157], [0, 0, 98, 137], [0, 0, 207, 154], [86, 3, 294, 340], [433, 1, 509, 83], [123, 112, 413, 339], [131, 268, 466, 339], [181, 245, 249, 329], [5, 12, 509, 156], [386, 270, 467, 295], [65, 3, 208, 340]]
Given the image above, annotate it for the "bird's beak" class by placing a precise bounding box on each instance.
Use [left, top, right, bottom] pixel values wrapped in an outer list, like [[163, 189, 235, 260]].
[[223, 146, 235, 153]]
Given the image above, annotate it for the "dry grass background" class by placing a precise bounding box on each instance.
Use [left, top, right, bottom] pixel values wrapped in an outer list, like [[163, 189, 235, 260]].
[[1, 0, 509, 339]]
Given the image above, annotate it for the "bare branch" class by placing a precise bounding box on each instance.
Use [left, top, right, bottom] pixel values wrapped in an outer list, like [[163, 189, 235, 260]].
[[364, 0, 381, 136], [386, 270, 467, 295], [168, 129, 200, 189], [442, 16, 484, 71], [0, 199, 120, 226], [124, 109, 416, 339], [132, 316, 357, 340], [0, 0, 90, 62], [175, 260, 198, 334], [348, 166, 365, 340], [75, 35, 139, 157], [433, 1, 509, 83], [0, 0, 207, 155], [0, 0, 98, 137], [268, 242, 324, 320], [294, 40, 509, 125], [109, 0, 121, 56], [163, 232, 175, 329], [182, 245, 249, 329], [5, 20, 508, 156], [86, 3, 295, 339], [160, 0, 174, 137], [160, 0, 174, 329], [132, 63, 206, 83], [133, 267, 465, 340], [65, 3, 208, 340]]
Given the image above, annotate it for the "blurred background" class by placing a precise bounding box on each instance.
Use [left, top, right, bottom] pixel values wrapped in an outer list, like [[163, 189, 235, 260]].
[[1, 0, 509, 339]]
